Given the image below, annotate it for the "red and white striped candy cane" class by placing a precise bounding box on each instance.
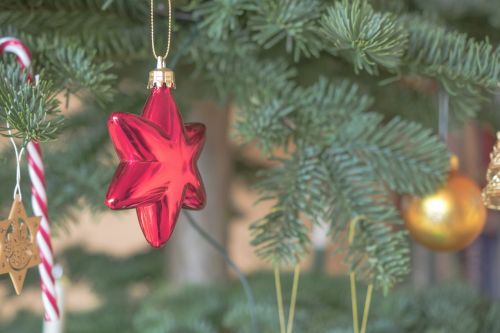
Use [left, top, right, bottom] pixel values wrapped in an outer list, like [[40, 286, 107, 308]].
[[0, 37, 60, 321]]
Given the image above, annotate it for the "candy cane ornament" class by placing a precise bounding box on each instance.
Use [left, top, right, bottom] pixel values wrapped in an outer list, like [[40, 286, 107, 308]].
[[0, 37, 60, 321]]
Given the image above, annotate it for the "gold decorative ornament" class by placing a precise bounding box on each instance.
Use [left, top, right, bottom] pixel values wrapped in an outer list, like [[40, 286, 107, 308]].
[[403, 156, 486, 251], [148, 56, 175, 89], [482, 132, 500, 210], [0, 197, 41, 295]]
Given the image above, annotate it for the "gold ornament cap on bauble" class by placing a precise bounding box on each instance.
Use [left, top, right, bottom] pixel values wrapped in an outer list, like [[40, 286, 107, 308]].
[[403, 155, 486, 251], [148, 56, 175, 89]]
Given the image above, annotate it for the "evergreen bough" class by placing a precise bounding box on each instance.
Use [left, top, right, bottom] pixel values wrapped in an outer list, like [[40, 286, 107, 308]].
[[1, 0, 500, 291]]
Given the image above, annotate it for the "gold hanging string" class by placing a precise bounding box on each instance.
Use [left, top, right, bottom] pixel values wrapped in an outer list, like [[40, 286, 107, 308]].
[[348, 217, 374, 333], [150, 0, 172, 60]]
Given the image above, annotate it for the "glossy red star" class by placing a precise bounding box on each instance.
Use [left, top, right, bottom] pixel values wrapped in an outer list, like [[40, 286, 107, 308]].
[[105, 86, 206, 248]]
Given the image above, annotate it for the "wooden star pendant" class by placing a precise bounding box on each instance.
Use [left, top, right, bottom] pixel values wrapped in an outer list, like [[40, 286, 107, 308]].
[[0, 197, 41, 295]]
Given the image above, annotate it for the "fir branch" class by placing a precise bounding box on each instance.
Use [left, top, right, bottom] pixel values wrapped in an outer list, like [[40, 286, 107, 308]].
[[354, 219, 410, 294], [187, 31, 258, 97], [0, 0, 489, 297], [0, 0, 147, 20], [414, 0, 498, 25], [403, 16, 500, 88], [402, 16, 500, 116], [235, 99, 294, 153], [248, 0, 323, 61], [340, 114, 450, 195], [446, 85, 489, 120], [224, 302, 279, 333], [194, 0, 251, 40], [0, 1, 149, 59], [320, 0, 408, 75], [0, 29, 117, 103], [251, 154, 313, 265], [318, 151, 410, 292], [297, 78, 373, 118], [134, 285, 224, 333], [0, 62, 63, 145], [249, 77, 448, 289], [233, 59, 297, 152], [293, 78, 373, 145], [41, 45, 116, 103]]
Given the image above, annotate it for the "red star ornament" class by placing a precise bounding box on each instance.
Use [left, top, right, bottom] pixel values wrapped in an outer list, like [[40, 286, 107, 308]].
[[105, 86, 206, 248]]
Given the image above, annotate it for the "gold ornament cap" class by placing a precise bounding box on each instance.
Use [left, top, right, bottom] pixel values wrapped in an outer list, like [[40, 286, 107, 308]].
[[148, 56, 175, 89], [450, 154, 459, 172]]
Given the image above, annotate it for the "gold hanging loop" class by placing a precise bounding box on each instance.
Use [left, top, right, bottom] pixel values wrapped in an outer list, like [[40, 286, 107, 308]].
[[150, 0, 172, 60], [148, 0, 175, 88]]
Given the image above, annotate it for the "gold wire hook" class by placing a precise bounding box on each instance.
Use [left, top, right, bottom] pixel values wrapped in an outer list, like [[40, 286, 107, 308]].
[[150, 0, 172, 60]]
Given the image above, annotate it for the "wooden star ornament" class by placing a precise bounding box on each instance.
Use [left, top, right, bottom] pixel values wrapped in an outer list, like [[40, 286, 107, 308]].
[[0, 197, 41, 295]]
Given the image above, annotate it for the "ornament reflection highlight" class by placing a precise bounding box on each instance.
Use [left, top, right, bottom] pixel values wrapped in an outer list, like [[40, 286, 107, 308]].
[[422, 195, 450, 222]]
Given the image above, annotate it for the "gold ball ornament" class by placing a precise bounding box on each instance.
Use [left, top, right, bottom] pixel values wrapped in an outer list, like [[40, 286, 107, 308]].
[[403, 156, 486, 251]]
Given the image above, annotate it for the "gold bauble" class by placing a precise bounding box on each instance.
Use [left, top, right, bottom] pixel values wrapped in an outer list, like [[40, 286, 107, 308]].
[[403, 167, 486, 251]]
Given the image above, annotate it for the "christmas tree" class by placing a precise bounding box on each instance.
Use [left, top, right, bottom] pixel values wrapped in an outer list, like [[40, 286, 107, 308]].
[[1, 0, 500, 331]]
